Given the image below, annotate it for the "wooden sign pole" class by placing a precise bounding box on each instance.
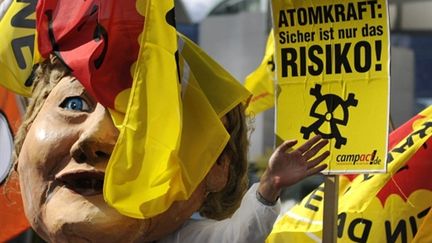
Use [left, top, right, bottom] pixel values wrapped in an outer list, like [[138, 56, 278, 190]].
[[323, 175, 339, 243]]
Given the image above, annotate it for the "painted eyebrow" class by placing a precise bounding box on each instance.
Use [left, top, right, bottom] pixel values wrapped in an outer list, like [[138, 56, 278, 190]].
[[68, 77, 79, 84], [56, 79, 88, 101]]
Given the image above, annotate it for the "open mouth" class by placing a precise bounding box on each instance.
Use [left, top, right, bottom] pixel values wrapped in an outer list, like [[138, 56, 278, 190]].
[[56, 171, 105, 196]]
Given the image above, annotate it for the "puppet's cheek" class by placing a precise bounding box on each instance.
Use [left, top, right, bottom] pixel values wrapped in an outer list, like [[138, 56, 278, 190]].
[[39, 189, 145, 243]]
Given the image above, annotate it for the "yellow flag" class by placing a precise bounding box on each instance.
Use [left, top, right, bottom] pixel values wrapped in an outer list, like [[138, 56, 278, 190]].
[[339, 106, 432, 213], [179, 34, 251, 118], [0, 0, 38, 96], [104, 5, 251, 218], [244, 30, 275, 116], [412, 209, 432, 243], [176, 33, 251, 200], [104, 0, 183, 218]]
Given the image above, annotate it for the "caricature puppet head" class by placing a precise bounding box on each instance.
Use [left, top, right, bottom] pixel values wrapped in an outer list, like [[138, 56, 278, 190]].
[[13, 56, 249, 242]]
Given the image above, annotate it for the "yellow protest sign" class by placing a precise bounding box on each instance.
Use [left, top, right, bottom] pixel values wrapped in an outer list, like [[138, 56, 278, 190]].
[[272, 0, 390, 173]]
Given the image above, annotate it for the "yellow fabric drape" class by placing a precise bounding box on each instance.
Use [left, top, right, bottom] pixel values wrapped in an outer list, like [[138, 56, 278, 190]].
[[244, 30, 275, 116], [104, 4, 250, 218]]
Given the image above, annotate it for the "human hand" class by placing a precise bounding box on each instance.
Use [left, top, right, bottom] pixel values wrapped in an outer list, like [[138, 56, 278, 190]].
[[258, 135, 329, 203]]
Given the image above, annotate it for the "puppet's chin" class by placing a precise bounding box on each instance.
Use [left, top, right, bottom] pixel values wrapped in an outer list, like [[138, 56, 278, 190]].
[[37, 187, 145, 243], [31, 181, 207, 243]]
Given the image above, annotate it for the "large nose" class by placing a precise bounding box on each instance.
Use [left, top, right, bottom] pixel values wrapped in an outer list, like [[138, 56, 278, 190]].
[[70, 104, 119, 164]]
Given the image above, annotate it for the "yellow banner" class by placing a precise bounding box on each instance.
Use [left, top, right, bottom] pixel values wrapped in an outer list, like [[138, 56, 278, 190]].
[[268, 185, 432, 243], [0, 0, 38, 97], [272, 0, 390, 174], [268, 192, 432, 242]]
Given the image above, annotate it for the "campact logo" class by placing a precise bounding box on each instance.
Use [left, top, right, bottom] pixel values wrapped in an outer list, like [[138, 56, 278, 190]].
[[336, 150, 381, 165]]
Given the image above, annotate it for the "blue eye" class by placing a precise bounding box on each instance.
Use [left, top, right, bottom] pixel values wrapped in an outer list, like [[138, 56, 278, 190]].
[[60, 97, 90, 111]]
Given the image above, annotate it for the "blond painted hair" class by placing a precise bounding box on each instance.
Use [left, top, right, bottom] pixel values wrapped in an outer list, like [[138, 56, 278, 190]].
[[199, 104, 249, 220], [13, 56, 70, 169]]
